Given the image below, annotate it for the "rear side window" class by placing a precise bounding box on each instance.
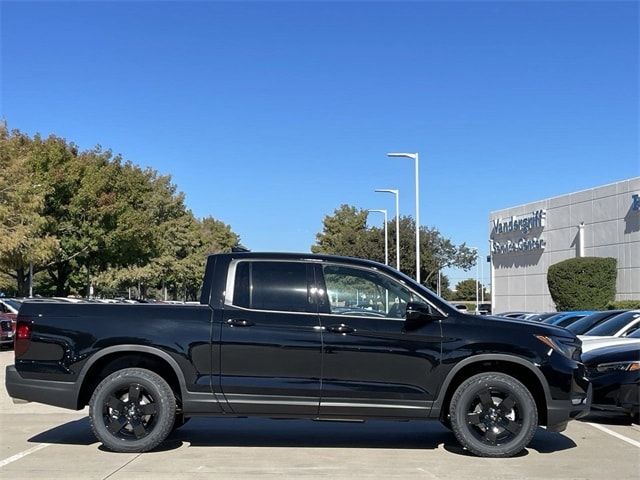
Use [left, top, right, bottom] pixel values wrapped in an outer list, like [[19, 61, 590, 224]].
[[233, 262, 251, 308], [232, 261, 310, 313]]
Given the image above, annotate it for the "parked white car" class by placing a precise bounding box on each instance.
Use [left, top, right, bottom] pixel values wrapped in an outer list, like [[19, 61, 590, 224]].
[[579, 310, 640, 353], [580, 335, 640, 353]]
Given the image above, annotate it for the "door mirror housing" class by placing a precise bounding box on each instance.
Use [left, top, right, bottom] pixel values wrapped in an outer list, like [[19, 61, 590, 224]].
[[405, 301, 444, 329]]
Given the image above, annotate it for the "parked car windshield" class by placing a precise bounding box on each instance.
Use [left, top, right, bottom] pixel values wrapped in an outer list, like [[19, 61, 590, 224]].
[[566, 311, 624, 335], [627, 329, 640, 339], [584, 311, 640, 336], [3, 299, 22, 310]]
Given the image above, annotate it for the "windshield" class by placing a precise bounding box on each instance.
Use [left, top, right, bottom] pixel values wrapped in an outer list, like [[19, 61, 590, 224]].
[[627, 329, 640, 339], [3, 299, 22, 311], [584, 311, 640, 336], [567, 311, 620, 334]]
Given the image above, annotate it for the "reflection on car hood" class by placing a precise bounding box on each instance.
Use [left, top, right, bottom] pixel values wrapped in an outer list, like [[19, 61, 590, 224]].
[[477, 314, 571, 337], [579, 337, 640, 353]]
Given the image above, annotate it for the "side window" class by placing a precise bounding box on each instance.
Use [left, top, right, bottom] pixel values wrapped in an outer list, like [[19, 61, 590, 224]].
[[232, 261, 310, 313], [233, 262, 251, 308], [321, 265, 430, 319]]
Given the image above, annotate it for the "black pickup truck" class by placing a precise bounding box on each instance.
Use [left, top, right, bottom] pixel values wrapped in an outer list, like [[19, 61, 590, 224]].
[[6, 252, 591, 457]]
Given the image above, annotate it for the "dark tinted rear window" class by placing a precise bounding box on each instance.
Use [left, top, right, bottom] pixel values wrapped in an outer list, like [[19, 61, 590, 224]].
[[233, 262, 251, 308], [233, 261, 310, 312]]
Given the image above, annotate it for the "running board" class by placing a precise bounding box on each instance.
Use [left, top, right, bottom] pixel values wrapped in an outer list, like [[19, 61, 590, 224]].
[[313, 418, 365, 423]]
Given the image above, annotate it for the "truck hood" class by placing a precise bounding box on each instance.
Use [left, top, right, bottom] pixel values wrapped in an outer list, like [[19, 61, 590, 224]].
[[475, 314, 574, 338]]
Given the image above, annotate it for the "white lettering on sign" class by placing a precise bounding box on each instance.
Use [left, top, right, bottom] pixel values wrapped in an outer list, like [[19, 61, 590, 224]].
[[491, 237, 546, 255], [492, 210, 546, 236]]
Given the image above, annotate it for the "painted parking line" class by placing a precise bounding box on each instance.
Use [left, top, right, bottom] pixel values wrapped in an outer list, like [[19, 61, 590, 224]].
[[586, 422, 640, 448], [0, 443, 51, 468]]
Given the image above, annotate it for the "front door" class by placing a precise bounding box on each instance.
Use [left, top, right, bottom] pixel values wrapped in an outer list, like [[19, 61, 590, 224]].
[[220, 260, 322, 415], [316, 263, 442, 419]]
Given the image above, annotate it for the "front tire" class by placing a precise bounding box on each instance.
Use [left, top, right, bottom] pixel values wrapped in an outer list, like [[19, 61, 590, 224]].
[[449, 372, 538, 458], [89, 368, 176, 453]]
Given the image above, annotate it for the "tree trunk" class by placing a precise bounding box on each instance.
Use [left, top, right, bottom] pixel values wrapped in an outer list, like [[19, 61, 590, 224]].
[[16, 267, 29, 297], [49, 262, 72, 297]]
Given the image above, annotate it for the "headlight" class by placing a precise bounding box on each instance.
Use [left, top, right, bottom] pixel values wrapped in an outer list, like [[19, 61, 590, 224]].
[[596, 361, 640, 373], [535, 335, 579, 359]]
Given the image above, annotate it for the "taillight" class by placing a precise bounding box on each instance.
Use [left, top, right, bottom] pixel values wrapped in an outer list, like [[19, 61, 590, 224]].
[[14, 320, 32, 357]]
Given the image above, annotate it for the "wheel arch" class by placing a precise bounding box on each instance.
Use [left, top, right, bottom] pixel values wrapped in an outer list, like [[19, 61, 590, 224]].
[[432, 354, 551, 426], [76, 345, 187, 409]]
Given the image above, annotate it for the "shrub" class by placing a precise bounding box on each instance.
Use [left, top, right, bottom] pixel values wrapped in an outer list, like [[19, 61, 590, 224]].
[[606, 300, 640, 310], [547, 257, 617, 311]]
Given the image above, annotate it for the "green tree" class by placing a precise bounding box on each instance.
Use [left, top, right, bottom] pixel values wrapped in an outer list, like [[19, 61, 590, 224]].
[[312, 205, 374, 258], [0, 124, 59, 295], [1, 124, 242, 299], [312, 204, 477, 290], [454, 278, 487, 301]]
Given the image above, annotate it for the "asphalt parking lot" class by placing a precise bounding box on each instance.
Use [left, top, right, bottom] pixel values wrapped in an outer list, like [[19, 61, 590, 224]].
[[0, 351, 638, 479]]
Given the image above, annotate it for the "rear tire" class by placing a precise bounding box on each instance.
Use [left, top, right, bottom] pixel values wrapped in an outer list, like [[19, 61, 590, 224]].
[[449, 372, 538, 458], [89, 368, 176, 453]]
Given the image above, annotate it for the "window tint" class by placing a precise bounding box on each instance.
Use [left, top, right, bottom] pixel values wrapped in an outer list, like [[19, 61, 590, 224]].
[[233, 262, 251, 308], [567, 311, 618, 334], [321, 265, 429, 319], [623, 323, 640, 337], [585, 312, 640, 336], [232, 261, 310, 312]]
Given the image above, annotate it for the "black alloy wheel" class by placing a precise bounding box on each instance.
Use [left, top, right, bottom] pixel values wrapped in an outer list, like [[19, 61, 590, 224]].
[[465, 386, 522, 445], [449, 372, 538, 457], [103, 383, 158, 440], [89, 368, 176, 452]]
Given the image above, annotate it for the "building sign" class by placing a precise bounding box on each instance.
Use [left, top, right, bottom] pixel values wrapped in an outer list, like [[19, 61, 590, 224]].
[[491, 209, 546, 255], [633, 194, 640, 211], [492, 209, 546, 235], [491, 237, 546, 255]]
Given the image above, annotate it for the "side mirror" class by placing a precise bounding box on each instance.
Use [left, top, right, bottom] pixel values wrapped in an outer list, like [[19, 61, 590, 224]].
[[405, 301, 443, 329]]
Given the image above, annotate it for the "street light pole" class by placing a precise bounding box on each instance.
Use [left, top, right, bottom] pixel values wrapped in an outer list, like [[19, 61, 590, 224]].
[[367, 209, 388, 265], [470, 247, 479, 314], [387, 152, 420, 284], [374, 189, 400, 271]]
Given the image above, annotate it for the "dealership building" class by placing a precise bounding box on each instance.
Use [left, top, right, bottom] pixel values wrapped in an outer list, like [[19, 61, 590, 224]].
[[489, 177, 640, 314]]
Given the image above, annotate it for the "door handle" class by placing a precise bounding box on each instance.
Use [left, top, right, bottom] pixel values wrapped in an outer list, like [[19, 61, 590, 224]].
[[326, 323, 355, 334], [227, 318, 254, 327]]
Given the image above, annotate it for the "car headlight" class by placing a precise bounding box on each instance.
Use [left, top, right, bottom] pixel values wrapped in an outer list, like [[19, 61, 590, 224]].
[[535, 335, 579, 359], [596, 361, 640, 373]]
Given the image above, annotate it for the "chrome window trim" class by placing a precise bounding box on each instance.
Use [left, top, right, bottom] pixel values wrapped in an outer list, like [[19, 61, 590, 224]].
[[223, 258, 447, 318]]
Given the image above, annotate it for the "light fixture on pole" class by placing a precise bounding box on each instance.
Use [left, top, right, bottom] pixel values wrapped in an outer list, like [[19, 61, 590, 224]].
[[374, 188, 400, 271], [387, 152, 420, 283], [367, 209, 388, 266]]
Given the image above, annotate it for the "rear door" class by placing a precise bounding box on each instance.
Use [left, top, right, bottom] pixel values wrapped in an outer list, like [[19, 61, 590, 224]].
[[219, 260, 323, 415]]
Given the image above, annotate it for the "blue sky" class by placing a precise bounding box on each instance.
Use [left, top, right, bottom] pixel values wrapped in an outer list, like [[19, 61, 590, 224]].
[[2, 1, 638, 287]]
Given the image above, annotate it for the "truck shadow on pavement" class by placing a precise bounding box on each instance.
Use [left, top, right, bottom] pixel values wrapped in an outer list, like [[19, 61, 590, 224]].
[[28, 416, 577, 456]]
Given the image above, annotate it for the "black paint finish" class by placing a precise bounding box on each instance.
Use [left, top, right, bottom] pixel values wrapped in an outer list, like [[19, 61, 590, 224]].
[[7, 252, 590, 431]]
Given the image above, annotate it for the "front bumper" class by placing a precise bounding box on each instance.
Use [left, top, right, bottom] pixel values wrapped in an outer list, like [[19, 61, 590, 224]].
[[5, 365, 79, 410], [546, 382, 592, 432], [542, 355, 592, 432]]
